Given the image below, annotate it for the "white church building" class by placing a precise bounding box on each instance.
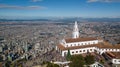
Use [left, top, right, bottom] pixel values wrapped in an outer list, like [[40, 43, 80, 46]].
[[56, 21, 120, 65]]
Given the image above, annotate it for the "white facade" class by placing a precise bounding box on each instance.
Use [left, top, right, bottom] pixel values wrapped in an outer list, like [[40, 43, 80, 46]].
[[60, 47, 120, 56], [64, 40, 98, 47], [62, 47, 95, 56], [97, 48, 120, 55], [112, 59, 120, 64], [56, 21, 120, 65], [90, 62, 104, 67], [0, 46, 3, 52], [72, 21, 79, 38], [35, 43, 40, 50]]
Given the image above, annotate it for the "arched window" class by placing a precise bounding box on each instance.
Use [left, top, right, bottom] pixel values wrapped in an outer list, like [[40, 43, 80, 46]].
[[72, 51, 74, 54], [90, 49, 92, 51], [76, 51, 78, 53], [79, 50, 82, 52]]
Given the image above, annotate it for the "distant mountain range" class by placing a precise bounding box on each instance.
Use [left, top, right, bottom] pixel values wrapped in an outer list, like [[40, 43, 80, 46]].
[[0, 17, 120, 23]]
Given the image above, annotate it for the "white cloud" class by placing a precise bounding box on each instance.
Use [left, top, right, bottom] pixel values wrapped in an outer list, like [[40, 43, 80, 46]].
[[31, 0, 43, 2], [0, 4, 46, 10], [87, 0, 120, 3], [87, 0, 98, 2]]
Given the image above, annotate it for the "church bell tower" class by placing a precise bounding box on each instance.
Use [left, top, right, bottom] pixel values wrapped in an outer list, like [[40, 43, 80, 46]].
[[72, 21, 79, 38]]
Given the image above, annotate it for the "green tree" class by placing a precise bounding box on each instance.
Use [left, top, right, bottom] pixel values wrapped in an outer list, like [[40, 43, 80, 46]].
[[47, 62, 59, 67], [70, 55, 85, 67], [66, 49, 71, 61], [5, 61, 11, 67], [85, 55, 95, 65], [53, 64, 59, 67], [100, 59, 104, 64]]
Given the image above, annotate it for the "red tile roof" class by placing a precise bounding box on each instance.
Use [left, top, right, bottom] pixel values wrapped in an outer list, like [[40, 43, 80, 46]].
[[57, 43, 120, 51], [65, 37, 97, 43], [111, 52, 120, 59]]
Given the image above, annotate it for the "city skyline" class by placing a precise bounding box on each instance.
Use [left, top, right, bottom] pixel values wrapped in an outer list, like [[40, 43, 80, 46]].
[[0, 0, 120, 19]]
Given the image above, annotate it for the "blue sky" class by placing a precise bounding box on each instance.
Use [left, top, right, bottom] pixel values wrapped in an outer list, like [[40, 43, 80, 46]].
[[0, 0, 120, 19]]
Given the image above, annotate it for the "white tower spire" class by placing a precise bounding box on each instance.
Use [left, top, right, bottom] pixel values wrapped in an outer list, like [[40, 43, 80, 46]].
[[72, 21, 79, 38]]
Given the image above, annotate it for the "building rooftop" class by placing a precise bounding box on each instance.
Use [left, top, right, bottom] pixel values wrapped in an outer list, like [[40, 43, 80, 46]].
[[111, 52, 120, 59], [65, 37, 97, 43], [57, 42, 120, 51]]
